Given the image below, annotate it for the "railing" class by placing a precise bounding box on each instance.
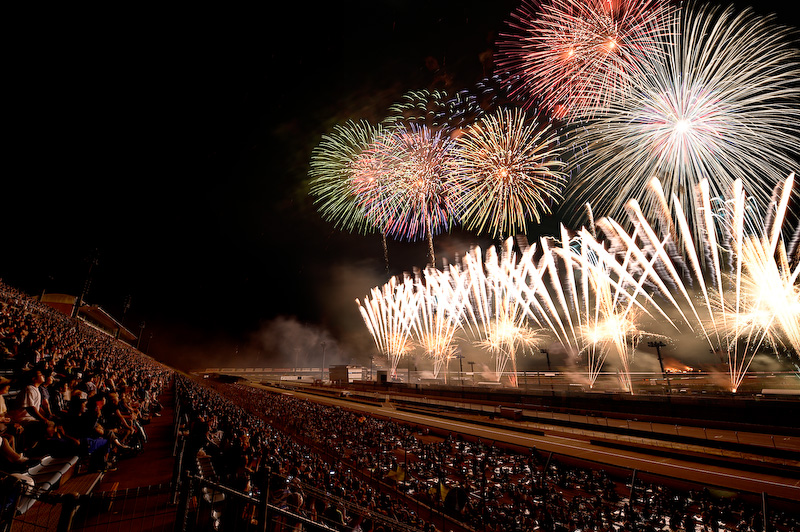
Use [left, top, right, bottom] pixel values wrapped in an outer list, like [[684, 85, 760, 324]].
[[173, 472, 399, 532], [4, 462, 782, 532], [3, 480, 176, 532], [72, 483, 176, 531]]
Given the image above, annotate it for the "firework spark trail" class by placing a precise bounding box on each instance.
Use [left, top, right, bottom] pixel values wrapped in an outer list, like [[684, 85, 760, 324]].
[[548, 228, 667, 391], [309, 120, 386, 234], [357, 175, 797, 391], [609, 174, 799, 392], [450, 108, 567, 237], [738, 239, 800, 354], [359, 124, 462, 266], [714, 176, 800, 390], [356, 276, 419, 379], [585, 266, 639, 392], [718, 240, 798, 365], [607, 179, 734, 378], [535, 236, 581, 351], [606, 205, 698, 332], [789, 226, 800, 267], [714, 179, 800, 390], [535, 233, 611, 386], [464, 244, 510, 382], [601, 232, 668, 393], [383, 89, 485, 135], [497, 0, 674, 119], [412, 266, 470, 380], [484, 241, 548, 386], [565, 4, 800, 237], [455, 242, 541, 386], [518, 241, 572, 346]]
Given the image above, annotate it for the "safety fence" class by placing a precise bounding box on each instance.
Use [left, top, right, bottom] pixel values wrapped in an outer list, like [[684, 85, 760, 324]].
[[3, 480, 176, 532], [2, 470, 425, 532]]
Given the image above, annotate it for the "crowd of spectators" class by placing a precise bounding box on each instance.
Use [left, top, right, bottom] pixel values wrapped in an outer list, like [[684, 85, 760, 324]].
[[178, 376, 431, 532], [178, 376, 798, 532], [2, 280, 795, 532], [0, 282, 172, 477]]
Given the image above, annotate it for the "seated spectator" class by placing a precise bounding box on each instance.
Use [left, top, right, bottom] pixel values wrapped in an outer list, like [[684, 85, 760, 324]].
[[31, 420, 81, 458], [0, 434, 31, 474], [51, 389, 125, 469], [82, 420, 116, 473], [48, 379, 70, 419], [38, 369, 56, 420], [101, 392, 133, 442], [322, 502, 346, 531], [0, 377, 13, 433], [185, 411, 212, 464], [10, 369, 49, 452]]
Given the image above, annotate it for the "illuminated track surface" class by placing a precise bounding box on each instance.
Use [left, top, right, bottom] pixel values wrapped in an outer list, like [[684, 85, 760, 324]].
[[253, 383, 800, 503]]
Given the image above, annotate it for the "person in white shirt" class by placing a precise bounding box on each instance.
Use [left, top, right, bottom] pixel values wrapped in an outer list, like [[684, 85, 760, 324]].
[[11, 370, 48, 451]]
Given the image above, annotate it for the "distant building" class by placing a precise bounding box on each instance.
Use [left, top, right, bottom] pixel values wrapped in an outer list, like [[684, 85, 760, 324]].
[[329, 365, 365, 384], [201, 367, 326, 382]]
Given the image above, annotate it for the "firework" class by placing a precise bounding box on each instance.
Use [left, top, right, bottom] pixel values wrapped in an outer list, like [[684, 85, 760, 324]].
[[474, 316, 542, 387], [497, 0, 674, 119], [356, 276, 419, 379], [411, 266, 470, 381], [308, 120, 386, 234], [578, 263, 646, 393], [708, 237, 800, 361], [356, 176, 798, 393], [704, 179, 800, 390], [383, 89, 485, 135], [462, 241, 545, 387], [473, 75, 507, 113], [600, 174, 800, 393], [450, 108, 567, 237], [359, 124, 462, 266], [565, 4, 800, 237], [533, 227, 672, 391]]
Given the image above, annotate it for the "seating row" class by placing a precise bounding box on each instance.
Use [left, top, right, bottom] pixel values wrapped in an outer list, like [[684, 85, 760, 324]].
[[6, 454, 80, 514]]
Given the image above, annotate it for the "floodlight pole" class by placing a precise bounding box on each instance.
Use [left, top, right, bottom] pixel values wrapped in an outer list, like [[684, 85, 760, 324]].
[[320, 342, 326, 383], [455, 354, 465, 398], [136, 321, 146, 350], [72, 249, 99, 318], [541, 349, 551, 371], [541, 349, 553, 394], [648, 341, 671, 394]]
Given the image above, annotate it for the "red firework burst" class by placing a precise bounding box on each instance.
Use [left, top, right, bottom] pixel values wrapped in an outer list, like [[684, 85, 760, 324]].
[[496, 0, 674, 120]]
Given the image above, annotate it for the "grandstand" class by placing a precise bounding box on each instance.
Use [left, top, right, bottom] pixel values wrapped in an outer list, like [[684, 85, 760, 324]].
[[37, 293, 138, 345], [1, 281, 798, 532]]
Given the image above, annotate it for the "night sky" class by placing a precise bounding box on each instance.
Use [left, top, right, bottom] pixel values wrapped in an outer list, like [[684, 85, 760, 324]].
[[5, 1, 799, 371]]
